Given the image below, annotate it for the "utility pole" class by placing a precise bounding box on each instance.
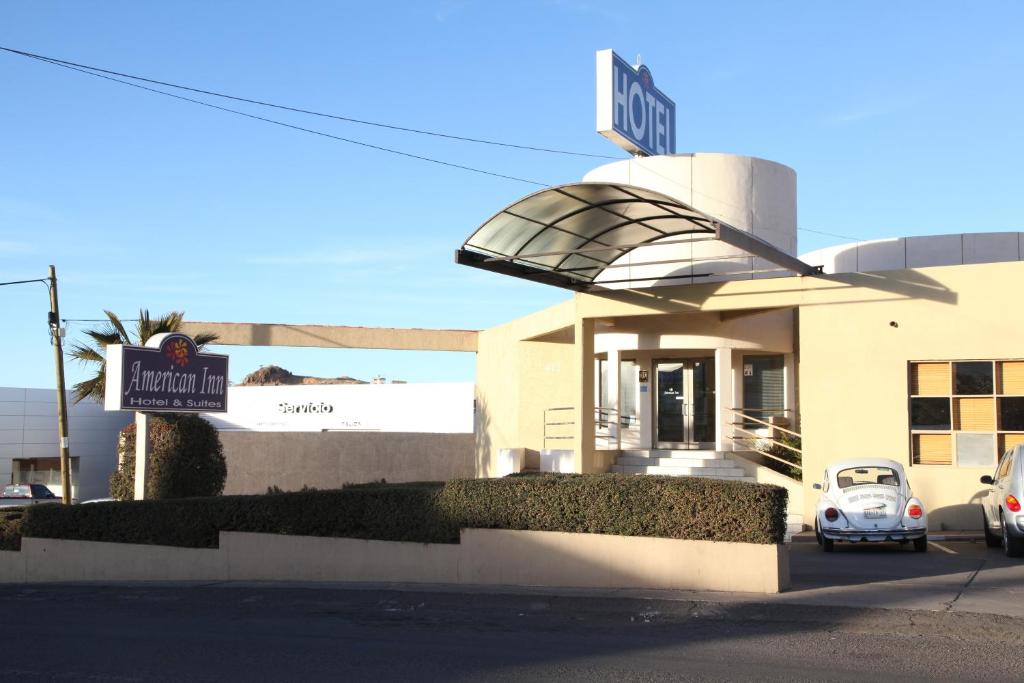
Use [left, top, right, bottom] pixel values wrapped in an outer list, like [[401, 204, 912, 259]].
[[47, 265, 73, 504]]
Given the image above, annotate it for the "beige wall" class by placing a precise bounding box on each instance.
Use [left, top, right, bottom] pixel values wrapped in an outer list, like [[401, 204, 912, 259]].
[[180, 321, 477, 352], [475, 298, 796, 476], [219, 431, 474, 493], [475, 260, 1024, 531], [474, 301, 576, 477], [0, 529, 789, 593], [799, 261, 1024, 530]]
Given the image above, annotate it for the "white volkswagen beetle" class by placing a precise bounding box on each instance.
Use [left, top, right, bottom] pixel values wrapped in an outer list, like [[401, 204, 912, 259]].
[[813, 458, 928, 552]]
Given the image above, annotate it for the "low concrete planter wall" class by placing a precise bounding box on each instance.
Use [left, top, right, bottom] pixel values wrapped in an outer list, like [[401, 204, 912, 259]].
[[0, 530, 789, 593]]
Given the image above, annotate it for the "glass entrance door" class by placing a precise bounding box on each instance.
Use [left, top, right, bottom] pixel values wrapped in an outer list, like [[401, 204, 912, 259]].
[[655, 359, 716, 448]]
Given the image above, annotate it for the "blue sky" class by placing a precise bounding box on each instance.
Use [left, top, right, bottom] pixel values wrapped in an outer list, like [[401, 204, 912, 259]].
[[2, 1, 1022, 389]]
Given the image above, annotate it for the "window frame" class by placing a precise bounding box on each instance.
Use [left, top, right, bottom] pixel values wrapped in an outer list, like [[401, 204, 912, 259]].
[[909, 359, 1024, 468]]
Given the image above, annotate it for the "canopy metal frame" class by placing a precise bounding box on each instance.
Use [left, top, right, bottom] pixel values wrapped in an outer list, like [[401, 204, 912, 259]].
[[456, 182, 820, 292]]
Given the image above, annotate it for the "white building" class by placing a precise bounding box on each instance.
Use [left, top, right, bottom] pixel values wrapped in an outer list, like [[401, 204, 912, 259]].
[[0, 387, 132, 501]]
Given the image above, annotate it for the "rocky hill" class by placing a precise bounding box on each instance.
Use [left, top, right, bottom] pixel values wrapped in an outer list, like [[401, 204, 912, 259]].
[[239, 365, 367, 386]]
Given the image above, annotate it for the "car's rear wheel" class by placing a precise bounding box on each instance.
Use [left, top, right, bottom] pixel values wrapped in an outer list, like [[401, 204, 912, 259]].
[[913, 536, 928, 553], [814, 521, 822, 546], [1001, 514, 1024, 558], [822, 536, 834, 553], [982, 508, 1002, 548]]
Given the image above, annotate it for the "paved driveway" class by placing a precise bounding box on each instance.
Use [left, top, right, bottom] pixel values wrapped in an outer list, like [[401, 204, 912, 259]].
[[780, 540, 1024, 616]]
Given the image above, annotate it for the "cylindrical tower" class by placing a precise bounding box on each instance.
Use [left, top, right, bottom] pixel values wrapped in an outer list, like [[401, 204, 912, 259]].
[[582, 153, 797, 287]]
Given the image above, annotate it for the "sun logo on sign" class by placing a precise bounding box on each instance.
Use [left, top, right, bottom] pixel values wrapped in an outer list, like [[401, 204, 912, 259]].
[[638, 65, 653, 91], [165, 339, 191, 367]]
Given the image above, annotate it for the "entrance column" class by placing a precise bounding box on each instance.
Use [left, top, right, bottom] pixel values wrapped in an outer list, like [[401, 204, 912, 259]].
[[605, 348, 620, 449], [573, 317, 596, 473], [714, 347, 734, 452]]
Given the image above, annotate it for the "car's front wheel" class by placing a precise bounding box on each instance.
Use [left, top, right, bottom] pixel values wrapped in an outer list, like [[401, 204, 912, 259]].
[[982, 508, 1002, 548], [1002, 514, 1024, 558], [913, 536, 928, 553]]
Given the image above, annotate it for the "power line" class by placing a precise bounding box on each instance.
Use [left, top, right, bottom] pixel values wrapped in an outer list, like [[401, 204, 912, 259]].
[[62, 318, 140, 323], [0, 45, 620, 161], [0, 46, 876, 239], [0, 277, 48, 287], [797, 227, 863, 241], [9, 52, 549, 187]]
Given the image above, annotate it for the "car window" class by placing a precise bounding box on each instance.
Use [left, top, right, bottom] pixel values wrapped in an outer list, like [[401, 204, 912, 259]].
[[2, 485, 31, 498], [997, 451, 1014, 480], [30, 485, 53, 498], [835, 467, 900, 489]]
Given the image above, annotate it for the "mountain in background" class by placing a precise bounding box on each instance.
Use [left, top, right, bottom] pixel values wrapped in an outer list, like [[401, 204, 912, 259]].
[[239, 365, 367, 386]]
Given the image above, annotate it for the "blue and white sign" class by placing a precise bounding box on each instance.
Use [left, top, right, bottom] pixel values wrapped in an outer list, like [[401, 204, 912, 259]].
[[596, 49, 676, 157]]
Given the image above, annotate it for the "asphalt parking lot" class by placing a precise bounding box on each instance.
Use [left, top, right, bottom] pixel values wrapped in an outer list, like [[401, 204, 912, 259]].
[[774, 539, 1024, 616]]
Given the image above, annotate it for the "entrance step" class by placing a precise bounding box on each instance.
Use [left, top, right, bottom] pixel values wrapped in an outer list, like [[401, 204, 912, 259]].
[[615, 456, 733, 468], [610, 464, 753, 481], [611, 449, 753, 483], [785, 513, 805, 542], [620, 449, 721, 460]]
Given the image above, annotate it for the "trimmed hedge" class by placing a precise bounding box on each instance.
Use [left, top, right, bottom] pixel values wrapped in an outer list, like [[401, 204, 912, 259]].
[[20, 474, 787, 549], [444, 474, 787, 543], [0, 509, 23, 551], [110, 414, 227, 500]]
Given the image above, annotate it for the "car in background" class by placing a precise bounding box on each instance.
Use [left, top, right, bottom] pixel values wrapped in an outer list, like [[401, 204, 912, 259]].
[[0, 484, 62, 507], [980, 444, 1024, 557], [813, 458, 928, 552]]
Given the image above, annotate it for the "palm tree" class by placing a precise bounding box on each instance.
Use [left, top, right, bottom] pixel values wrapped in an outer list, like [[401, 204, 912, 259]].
[[69, 309, 218, 403]]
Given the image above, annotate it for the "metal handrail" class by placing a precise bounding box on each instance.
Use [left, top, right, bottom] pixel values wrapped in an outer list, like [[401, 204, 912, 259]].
[[724, 407, 802, 441], [724, 407, 803, 472], [543, 406, 625, 448], [543, 406, 575, 447], [730, 439, 803, 471]]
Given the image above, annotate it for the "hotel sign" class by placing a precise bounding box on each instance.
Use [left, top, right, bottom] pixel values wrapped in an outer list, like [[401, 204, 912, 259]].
[[104, 333, 228, 413], [596, 49, 676, 157]]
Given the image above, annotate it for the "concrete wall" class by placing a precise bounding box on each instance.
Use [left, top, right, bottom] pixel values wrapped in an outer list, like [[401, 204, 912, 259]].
[[801, 232, 1024, 274], [219, 431, 475, 493], [0, 388, 131, 501], [0, 529, 789, 593]]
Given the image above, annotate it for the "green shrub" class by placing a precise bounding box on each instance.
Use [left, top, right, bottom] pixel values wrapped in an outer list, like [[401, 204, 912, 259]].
[[21, 474, 787, 549], [757, 434, 803, 480], [438, 474, 787, 544], [109, 414, 227, 500], [0, 509, 23, 551]]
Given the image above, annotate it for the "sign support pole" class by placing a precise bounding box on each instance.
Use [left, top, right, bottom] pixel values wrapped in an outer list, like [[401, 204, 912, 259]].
[[48, 265, 73, 505], [134, 411, 149, 500]]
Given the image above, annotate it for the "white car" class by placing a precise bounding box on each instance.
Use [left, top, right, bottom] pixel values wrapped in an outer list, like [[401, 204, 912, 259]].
[[813, 458, 928, 552]]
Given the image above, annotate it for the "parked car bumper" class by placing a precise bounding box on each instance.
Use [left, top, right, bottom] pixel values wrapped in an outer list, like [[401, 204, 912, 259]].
[[1008, 514, 1024, 538], [821, 526, 927, 542]]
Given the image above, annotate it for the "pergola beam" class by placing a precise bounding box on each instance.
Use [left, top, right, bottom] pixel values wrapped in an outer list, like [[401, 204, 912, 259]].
[[180, 321, 478, 352]]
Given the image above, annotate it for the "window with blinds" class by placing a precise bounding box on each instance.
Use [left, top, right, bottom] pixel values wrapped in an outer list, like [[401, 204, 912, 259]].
[[909, 360, 1024, 467], [742, 355, 785, 424]]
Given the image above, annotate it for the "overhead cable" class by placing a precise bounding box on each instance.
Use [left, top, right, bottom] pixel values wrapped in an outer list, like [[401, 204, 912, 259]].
[[0, 45, 620, 160], [6, 51, 548, 186]]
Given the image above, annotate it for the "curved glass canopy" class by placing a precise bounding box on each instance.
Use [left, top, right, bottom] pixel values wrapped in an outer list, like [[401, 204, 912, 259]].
[[456, 182, 817, 292]]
